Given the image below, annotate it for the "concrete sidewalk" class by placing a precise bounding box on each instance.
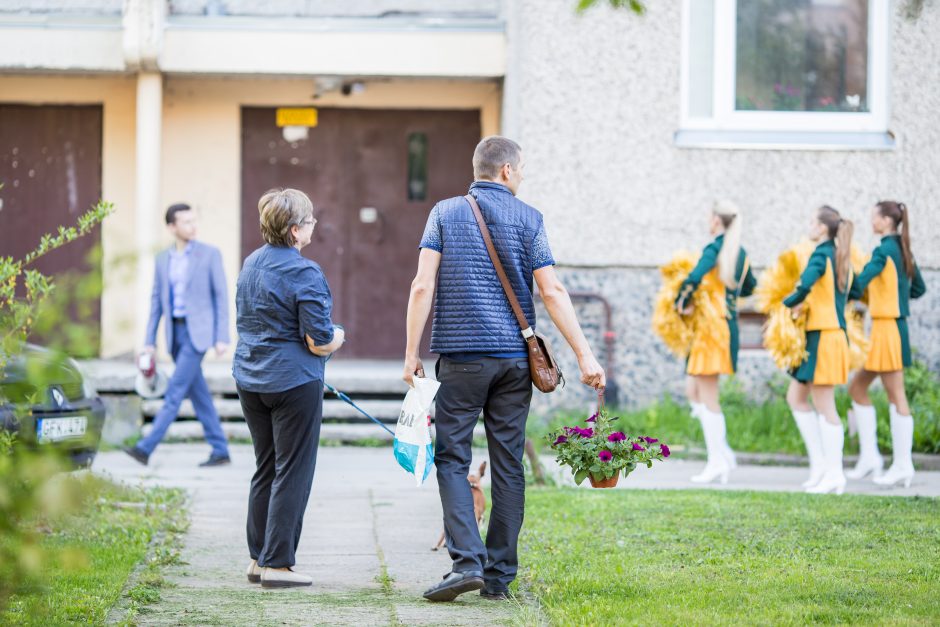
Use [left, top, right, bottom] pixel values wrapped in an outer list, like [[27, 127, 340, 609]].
[[94, 444, 519, 627], [93, 444, 940, 626]]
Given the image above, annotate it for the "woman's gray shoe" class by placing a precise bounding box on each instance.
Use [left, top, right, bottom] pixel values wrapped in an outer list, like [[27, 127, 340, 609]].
[[260, 567, 312, 588], [423, 571, 484, 602], [246, 559, 261, 583]]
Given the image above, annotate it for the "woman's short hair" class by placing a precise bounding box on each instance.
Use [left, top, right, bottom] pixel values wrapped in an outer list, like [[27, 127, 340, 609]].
[[258, 188, 314, 247]]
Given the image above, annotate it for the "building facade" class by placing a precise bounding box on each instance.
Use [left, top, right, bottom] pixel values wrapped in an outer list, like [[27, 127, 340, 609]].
[[1, 0, 937, 408]]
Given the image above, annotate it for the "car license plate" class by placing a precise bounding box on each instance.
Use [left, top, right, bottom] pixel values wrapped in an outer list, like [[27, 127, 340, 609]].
[[36, 416, 87, 443]]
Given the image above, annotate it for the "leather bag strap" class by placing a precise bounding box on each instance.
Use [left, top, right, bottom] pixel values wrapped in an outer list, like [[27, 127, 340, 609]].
[[465, 194, 534, 338]]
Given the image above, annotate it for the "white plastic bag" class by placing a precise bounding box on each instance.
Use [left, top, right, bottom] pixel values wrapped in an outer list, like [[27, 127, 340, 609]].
[[394, 377, 440, 486]]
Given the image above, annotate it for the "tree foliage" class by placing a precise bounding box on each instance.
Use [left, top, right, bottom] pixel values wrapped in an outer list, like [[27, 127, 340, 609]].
[[576, 0, 646, 15]]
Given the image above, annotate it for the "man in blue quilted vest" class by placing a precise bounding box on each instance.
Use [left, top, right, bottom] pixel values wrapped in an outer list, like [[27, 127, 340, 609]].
[[404, 136, 606, 602]]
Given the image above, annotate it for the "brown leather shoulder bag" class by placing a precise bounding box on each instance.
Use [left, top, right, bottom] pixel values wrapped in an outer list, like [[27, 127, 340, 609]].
[[465, 194, 563, 393]]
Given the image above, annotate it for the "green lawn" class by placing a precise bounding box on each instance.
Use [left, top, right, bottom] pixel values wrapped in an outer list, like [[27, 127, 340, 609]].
[[1, 475, 186, 626], [517, 488, 940, 625]]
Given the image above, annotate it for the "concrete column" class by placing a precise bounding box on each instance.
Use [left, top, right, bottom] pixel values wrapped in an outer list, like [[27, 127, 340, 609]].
[[135, 71, 162, 350], [500, 0, 523, 139]]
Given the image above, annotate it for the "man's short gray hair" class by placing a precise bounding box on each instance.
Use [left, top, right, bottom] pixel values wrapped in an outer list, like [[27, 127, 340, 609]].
[[472, 136, 522, 180]]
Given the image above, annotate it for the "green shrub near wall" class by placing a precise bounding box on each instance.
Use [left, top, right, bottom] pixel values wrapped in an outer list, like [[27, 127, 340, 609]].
[[532, 360, 940, 457]]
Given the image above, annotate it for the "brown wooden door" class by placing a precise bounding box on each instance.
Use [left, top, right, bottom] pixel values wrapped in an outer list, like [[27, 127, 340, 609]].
[[240, 107, 481, 358], [0, 105, 103, 355]]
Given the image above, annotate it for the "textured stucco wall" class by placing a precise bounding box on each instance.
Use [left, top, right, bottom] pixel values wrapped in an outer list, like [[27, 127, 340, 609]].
[[511, 1, 940, 269]]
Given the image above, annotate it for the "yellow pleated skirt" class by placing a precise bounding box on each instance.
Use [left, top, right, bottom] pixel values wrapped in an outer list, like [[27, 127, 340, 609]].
[[865, 318, 908, 372], [791, 328, 849, 385], [686, 319, 733, 376]]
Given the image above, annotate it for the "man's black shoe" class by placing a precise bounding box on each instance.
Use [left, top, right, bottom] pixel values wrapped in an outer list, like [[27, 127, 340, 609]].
[[480, 588, 510, 601], [199, 455, 231, 467], [123, 446, 149, 466], [423, 571, 484, 602]]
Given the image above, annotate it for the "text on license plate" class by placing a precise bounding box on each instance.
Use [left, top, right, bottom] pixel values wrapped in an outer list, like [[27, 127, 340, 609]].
[[36, 416, 87, 443]]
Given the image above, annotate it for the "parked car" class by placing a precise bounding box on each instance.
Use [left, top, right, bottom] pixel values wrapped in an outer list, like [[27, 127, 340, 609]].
[[0, 344, 105, 468]]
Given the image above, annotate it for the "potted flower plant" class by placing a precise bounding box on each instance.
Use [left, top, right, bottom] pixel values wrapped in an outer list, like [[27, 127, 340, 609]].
[[547, 410, 670, 488]]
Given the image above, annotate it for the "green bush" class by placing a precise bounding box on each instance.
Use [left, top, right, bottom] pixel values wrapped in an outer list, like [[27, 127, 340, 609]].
[[530, 361, 940, 457]]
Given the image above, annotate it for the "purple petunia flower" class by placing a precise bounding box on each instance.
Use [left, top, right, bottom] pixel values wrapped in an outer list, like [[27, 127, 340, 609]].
[[598, 450, 613, 462], [661, 443, 671, 458], [632, 442, 646, 451], [586, 413, 598, 423], [566, 427, 594, 438], [643, 437, 659, 444], [608, 432, 626, 443], [553, 435, 568, 446]]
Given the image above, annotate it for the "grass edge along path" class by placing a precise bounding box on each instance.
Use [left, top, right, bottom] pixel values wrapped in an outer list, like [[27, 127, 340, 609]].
[[516, 487, 940, 626], [1, 475, 187, 626]]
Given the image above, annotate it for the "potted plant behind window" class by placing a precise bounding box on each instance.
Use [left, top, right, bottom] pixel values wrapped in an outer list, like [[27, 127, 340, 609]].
[[547, 410, 669, 488]]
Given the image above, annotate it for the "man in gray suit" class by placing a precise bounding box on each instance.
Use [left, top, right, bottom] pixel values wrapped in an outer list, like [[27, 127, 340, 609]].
[[125, 203, 231, 466]]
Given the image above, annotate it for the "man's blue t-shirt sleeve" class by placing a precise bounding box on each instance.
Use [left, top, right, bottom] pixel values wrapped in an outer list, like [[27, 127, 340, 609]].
[[531, 221, 555, 270], [297, 265, 335, 346], [419, 205, 443, 252]]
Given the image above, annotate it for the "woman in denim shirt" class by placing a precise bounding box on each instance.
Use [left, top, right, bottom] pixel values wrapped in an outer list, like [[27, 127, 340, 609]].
[[234, 188, 344, 589]]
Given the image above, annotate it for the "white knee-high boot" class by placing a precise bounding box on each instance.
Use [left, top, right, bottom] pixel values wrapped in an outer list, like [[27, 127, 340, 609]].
[[873, 405, 915, 488], [691, 408, 731, 484], [846, 402, 883, 480], [792, 409, 825, 488], [692, 402, 736, 469], [807, 415, 846, 495]]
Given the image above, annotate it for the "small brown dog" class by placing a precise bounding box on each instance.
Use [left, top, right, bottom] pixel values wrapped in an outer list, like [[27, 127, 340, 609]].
[[432, 461, 487, 551]]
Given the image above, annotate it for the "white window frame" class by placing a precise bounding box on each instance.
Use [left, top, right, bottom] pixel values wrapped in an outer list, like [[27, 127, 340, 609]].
[[680, 0, 890, 134]]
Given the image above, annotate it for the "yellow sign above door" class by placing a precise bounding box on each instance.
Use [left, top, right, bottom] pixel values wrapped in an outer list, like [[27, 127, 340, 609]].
[[276, 108, 318, 128]]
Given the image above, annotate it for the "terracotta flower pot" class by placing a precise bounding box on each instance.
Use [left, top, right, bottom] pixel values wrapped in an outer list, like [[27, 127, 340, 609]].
[[589, 474, 619, 489]]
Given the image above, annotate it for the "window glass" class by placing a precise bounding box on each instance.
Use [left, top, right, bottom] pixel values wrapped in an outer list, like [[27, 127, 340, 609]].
[[407, 133, 428, 201], [735, 0, 869, 112]]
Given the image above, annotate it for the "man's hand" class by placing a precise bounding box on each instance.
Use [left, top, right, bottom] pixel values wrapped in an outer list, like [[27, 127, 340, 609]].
[[214, 342, 229, 357], [141, 345, 155, 355], [402, 355, 426, 387], [578, 353, 606, 390]]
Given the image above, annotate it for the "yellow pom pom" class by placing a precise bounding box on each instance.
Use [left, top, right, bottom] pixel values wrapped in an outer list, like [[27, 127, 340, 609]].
[[691, 270, 730, 352], [845, 306, 869, 371], [754, 248, 802, 313], [756, 240, 813, 371], [651, 251, 696, 358], [762, 305, 808, 370]]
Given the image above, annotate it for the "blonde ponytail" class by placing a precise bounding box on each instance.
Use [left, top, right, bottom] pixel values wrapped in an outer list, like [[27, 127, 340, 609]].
[[714, 200, 742, 289], [834, 219, 854, 292]]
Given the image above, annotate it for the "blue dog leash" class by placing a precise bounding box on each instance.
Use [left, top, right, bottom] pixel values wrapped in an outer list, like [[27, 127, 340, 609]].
[[324, 382, 396, 436]]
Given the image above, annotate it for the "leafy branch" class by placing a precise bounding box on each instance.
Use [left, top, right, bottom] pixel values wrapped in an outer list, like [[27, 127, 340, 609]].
[[0, 199, 114, 365], [576, 0, 646, 15]]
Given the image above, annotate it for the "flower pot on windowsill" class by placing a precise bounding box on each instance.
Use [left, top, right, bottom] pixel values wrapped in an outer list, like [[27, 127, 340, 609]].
[[588, 474, 619, 489]]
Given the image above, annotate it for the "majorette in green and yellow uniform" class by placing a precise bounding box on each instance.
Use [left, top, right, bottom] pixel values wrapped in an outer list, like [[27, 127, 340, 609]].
[[674, 234, 757, 376], [848, 234, 926, 371], [783, 239, 852, 386]]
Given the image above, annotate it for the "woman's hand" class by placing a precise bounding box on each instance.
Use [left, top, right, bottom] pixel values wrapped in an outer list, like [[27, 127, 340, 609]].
[[790, 303, 805, 319], [305, 327, 345, 356]]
